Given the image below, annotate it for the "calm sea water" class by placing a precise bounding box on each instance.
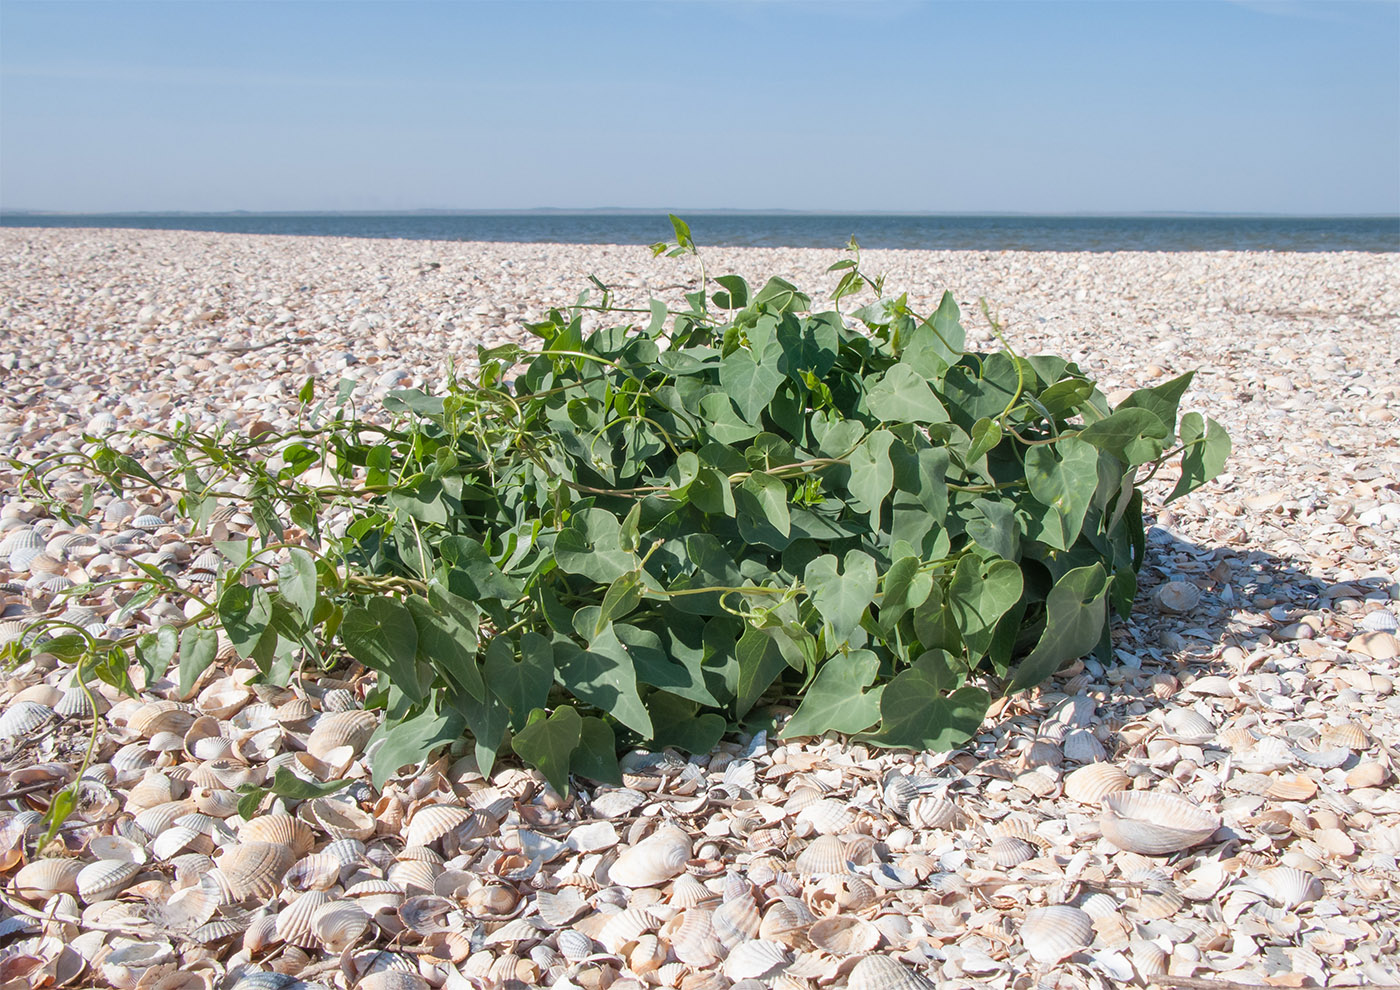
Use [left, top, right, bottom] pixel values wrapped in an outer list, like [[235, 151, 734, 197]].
[[2, 213, 1396, 252]]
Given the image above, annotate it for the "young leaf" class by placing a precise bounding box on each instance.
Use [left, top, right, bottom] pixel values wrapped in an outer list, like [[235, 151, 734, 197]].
[[277, 548, 318, 623], [512, 706, 582, 797], [781, 650, 884, 738], [178, 626, 218, 698]]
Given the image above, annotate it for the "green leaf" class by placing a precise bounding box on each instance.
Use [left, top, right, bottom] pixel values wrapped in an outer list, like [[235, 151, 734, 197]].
[[866, 657, 989, 752], [512, 706, 582, 797], [553, 628, 653, 737], [134, 624, 178, 683], [713, 274, 749, 310], [734, 622, 789, 719], [1166, 413, 1231, 502], [178, 627, 218, 698], [847, 429, 895, 526], [388, 478, 449, 525], [753, 276, 811, 314], [407, 592, 483, 701], [806, 550, 878, 649], [368, 700, 462, 789], [719, 348, 786, 424], [645, 692, 729, 754], [946, 555, 1024, 660], [595, 572, 643, 635], [341, 597, 423, 704], [899, 291, 965, 379], [1024, 436, 1100, 551], [484, 632, 553, 731], [268, 767, 352, 801], [277, 549, 318, 623], [442, 537, 523, 600], [555, 509, 637, 583], [1117, 372, 1194, 440], [1077, 407, 1169, 464], [781, 650, 884, 738], [571, 715, 623, 784], [964, 497, 1020, 561], [735, 470, 790, 548], [967, 417, 1003, 462], [1006, 563, 1111, 693], [866, 364, 949, 424], [218, 584, 276, 668], [688, 466, 736, 517]]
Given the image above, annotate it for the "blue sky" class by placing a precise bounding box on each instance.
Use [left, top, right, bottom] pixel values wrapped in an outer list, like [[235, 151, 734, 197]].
[[1, 1, 1396, 214]]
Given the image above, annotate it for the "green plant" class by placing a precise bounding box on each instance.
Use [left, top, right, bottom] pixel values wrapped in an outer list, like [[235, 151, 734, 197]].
[[9, 219, 1229, 805]]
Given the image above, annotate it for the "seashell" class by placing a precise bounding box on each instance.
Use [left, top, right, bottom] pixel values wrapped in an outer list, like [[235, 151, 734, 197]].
[[0, 701, 55, 738], [125, 771, 178, 812], [608, 825, 691, 887], [1246, 866, 1321, 909], [400, 894, 462, 934], [1153, 580, 1200, 613], [598, 905, 658, 952], [0, 527, 43, 555], [13, 858, 84, 901], [158, 881, 219, 931], [721, 939, 791, 981], [795, 799, 856, 835], [403, 804, 477, 848], [305, 709, 378, 762], [1063, 727, 1107, 763], [668, 871, 718, 909], [220, 841, 295, 900], [310, 898, 371, 953], [1130, 939, 1168, 978], [846, 954, 936, 990], [1345, 762, 1387, 789], [1320, 722, 1369, 751], [906, 795, 960, 831], [193, 758, 262, 791], [808, 915, 881, 955], [1129, 872, 1184, 919], [99, 937, 174, 988], [1021, 904, 1093, 964], [194, 787, 242, 818], [7, 545, 46, 572], [1100, 791, 1221, 855], [386, 857, 442, 893], [466, 883, 521, 917], [795, 833, 849, 876], [189, 917, 249, 944], [239, 814, 315, 857], [276, 889, 334, 948], [535, 887, 588, 928], [76, 858, 141, 903], [188, 551, 222, 574], [712, 894, 761, 947], [1291, 746, 1351, 770], [319, 688, 360, 712], [128, 701, 195, 738], [134, 800, 196, 838], [358, 974, 429, 990], [87, 834, 147, 865], [298, 795, 374, 840], [54, 684, 105, 718], [1266, 773, 1318, 802], [1162, 708, 1215, 745], [242, 914, 280, 954], [1064, 763, 1130, 804], [129, 514, 167, 532], [987, 835, 1036, 869], [760, 897, 815, 945], [555, 928, 595, 961], [1359, 609, 1398, 633], [110, 742, 158, 777]]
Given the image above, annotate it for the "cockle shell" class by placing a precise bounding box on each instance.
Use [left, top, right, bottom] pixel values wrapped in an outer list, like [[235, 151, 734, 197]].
[[311, 898, 371, 952], [808, 915, 880, 955], [0, 701, 55, 738], [987, 836, 1037, 868], [794, 833, 849, 877], [1063, 727, 1107, 763], [907, 796, 960, 830], [721, 939, 791, 981], [796, 799, 856, 835], [1163, 708, 1215, 745], [1021, 905, 1094, 964], [711, 894, 760, 947], [399, 894, 463, 934], [276, 889, 334, 948], [536, 887, 588, 928], [598, 906, 658, 952], [1244, 866, 1321, 909], [239, 813, 315, 857], [220, 841, 295, 900], [76, 859, 141, 903], [1064, 763, 1130, 804], [127, 701, 194, 738], [607, 825, 691, 887], [403, 804, 477, 848], [759, 897, 815, 945], [1100, 791, 1221, 855], [555, 928, 595, 961], [846, 954, 937, 990], [1320, 722, 1369, 751], [305, 709, 378, 762], [1154, 581, 1201, 613], [13, 858, 84, 901]]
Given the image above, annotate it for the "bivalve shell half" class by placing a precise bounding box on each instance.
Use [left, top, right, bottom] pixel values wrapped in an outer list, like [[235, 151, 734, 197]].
[[220, 841, 294, 900], [399, 894, 462, 935], [305, 709, 378, 762], [1100, 791, 1221, 855], [1248, 866, 1321, 909], [127, 701, 194, 739], [403, 804, 477, 848], [795, 833, 849, 877], [13, 858, 84, 901], [76, 859, 141, 903], [808, 915, 880, 956], [276, 889, 335, 948], [1065, 763, 1130, 805], [846, 954, 936, 990], [0, 701, 55, 739], [1163, 708, 1215, 745], [987, 836, 1037, 869], [721, 939, 791, 981], [1021, 905, 1094, 964], [311, 898, 372, 953], [239, 814, 315, 857], [607, 825, 691, 888]]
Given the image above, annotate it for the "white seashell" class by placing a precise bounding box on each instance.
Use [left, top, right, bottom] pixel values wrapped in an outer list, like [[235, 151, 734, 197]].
[[1163, 708, 1215, 745], [86, 834, 147, 865], [76, 859, 141, 903], [220, 841, 295, 900], [306, 709, 378, 761], [1021, 905, 1093, 964], [846, 954, 937, 990], [238, 813, 315, 857], [555, 928, 595, 961], [151, 825, 204, 860], [607, 825, 691, 887], [311, 898, 372, 953], [1063, 727, 1107, 763], [99, 937, 173, 989], [599, 905, 658, 952], [808, 915, 881, 955], [535, 887, 588, 928], [796, 798, 856, 835], [1359, 609, 1398, 633], [1064, 763, 1130, 804], [276, 889, 334, 948], [1100, 791, 1221, 855], [907, 795, 960, 830], [711, 893, 761, 947], [13, 858, 84, 901], [0, 701, 55, 738], [721, 939, 792, 981], [1153, 580, 1200, 613], [399, 894, 462, 934], [1130, 939, 1169, 978], [795, 833, 849, 876], [987, 835, 1036, 869], [1245, 866, 1321, 909], [403, 804, 477, 848]]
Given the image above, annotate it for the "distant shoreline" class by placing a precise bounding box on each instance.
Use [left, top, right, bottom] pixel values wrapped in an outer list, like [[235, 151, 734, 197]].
[[4, 208, 1398, 220]]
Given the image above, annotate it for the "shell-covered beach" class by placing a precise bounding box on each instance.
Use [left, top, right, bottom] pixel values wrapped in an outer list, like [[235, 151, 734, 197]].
[[1, 227, 1398, 989]]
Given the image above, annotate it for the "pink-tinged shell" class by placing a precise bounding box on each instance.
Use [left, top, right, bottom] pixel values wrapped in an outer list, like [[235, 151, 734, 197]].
[[399, 894, 463, 935], [795, 799, 856, 835], [669, 908, 720, 967], [300, 796, 375, 841], [907, 796, 960, 830], [403, 804, 477, 848], [1249, 866, 1321, 909], [13, 858, 84, 901], [1021, 905, 1094, 964], [846, 955, 937, 990], [987, 835, 1037, 869], [794, 834, 849, 877], [238, 813, 315, 857], [311, 898, 372, 953], [1100, 791, 1220, 855], [711, 894, 760, 947], [1162, 708, 1215, 745], [1064, 763, 1130, 805], [808, 915, 881, 955], [1063, 728, 1107, 764], [721, 939, 792, 981], [598, 906, 658, 952], [306, 709, 378, 762], [127, 701, 195, 739], [759, 896, 816, 946], [219, 841, 295, 900], [668, 872, 718, 910], [607, 825, 691, 888], [276, 889, 334, 948]]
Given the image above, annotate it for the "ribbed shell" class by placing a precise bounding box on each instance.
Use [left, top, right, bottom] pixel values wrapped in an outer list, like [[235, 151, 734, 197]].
[[306, 709, 378, 761], [607, 825, 691, 888], [220, 841, 295, 900], [13, 858, 84, 900], [1100, 791, 1221, 855], [846, 955, 937, 990], [0, 701, 55, 738], [1064, 763, 1130, 804], [76, 859, 142, 903], [311, 898, 372, 952], [275, 889, 334, 948], [721, 939, 792, 981], [808, 915, 881, 955], [239, 814, 315, 857], [795, 834, 849, 877], [403, 804, 476, 848], [1021, 905, 1094, 964]]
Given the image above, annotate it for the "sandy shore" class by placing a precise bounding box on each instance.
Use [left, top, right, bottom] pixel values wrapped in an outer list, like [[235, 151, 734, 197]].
[[1, 228, 1398, 988]]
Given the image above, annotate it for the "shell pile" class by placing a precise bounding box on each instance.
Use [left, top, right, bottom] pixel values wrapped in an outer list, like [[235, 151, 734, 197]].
[[1, 229, 1399, 987]]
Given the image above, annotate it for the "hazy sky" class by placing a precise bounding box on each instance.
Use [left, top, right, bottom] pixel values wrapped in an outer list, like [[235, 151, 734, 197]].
[[2, 0, 1397, 214]]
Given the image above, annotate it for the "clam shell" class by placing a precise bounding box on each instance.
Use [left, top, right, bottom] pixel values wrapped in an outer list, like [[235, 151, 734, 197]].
[[193, 787, 242, 818], [1100, 791, 1221, 855], [13, 858, 84, 901], [305, 709, 378, 761], [795, 799, 856, 835], [127, 701, 194, 738], [794, 833, 849, 877], [1163, 708, 1215, 745], [555, 928, 595, 961], [1320, 722, 1369, 751], [159, 881, 219, 931], [220, 841, 295, 900], [1021, 904, 1093, 964], [712, 894, 760, 947], [76, 858, 141, 903], [808, 915, 880, 955], [721, 939, 791, 981], [907, 796, 960, 830], [607, 825, 691, 887], [1130, 939, 1169, 978], [1359, 609, 1398, 633], [1154, 580, 1200, 613], [311, 898, 372, 952], [1063, 727, 1107, 763], [283, 852, 345, 892], [987, 835, 1036, 869], [403, 804, 477, 848], [239, 814, 315, 857], [0, 701, 55, 738], [1248, 866, 1321, 908], [759, 897, 815, 945], [846, 954, 936, 990], [1064, 762, 1130, 804], [535, 887, 588, 928], [276, 889, 334, 948]]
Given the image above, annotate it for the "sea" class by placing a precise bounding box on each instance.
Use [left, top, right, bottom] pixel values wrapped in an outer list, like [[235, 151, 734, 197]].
[[1, 212, 1396, 253]]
